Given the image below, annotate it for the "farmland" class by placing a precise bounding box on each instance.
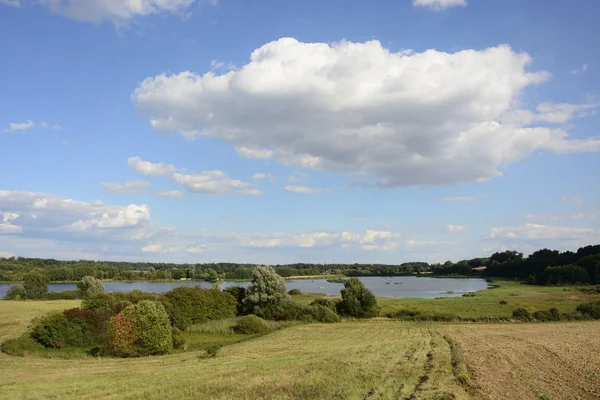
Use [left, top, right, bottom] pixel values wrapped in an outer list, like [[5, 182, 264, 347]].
[[1, 296, 599, 400]]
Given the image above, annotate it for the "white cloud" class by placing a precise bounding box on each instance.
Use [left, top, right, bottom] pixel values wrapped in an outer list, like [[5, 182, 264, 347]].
[[0, 211, 22, 233], [142, 243, 162, 253], [134, 39, 598, 187], [3, 120, 60, 133], [252, 172, 271, 179], [441, 195, 486, 202], [154, 190, 187, 198], [288, 173, 307, 182], [187, 244, 207, 253], [405, 239, 456, 247], [128, 156, 176, 175], [0, 0, 20, 7], [0, 190, 150, 234], [561, 195, 583, 206], [37, 0, 196, 25], [489, 223, 595, 240], [173, 171, 260, 195], [481, 244, 510, 254], [102, 180, 152, 194], [503, 101, 598, 125], [571, 63, 589, 75], [412, 0, 467, 11], [284, 185, 332, 194], [524, 213, 598, 222], [446, 224, 468, 233], [52, 124, 62, 130], [0, 251, 15, 258]]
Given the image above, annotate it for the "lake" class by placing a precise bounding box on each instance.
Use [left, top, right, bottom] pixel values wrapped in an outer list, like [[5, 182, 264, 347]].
[[0, 276, 488, 299]]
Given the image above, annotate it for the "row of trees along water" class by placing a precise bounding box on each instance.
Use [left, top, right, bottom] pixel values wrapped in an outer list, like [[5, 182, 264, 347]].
[[3, 267, 379, 358], [1, 244, 599, 285]]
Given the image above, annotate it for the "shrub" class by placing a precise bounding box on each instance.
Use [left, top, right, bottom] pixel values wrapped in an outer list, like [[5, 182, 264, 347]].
[[164, 287, 237, 330], [336, 278, 379, 318], [310, 298, 339, 311], [109, 300, 172, 357], [82, 294, 133, 346], [576, 300, 600, 319], [171, 327, 186, 349], [3, 284, 27, 300], [204, 344, 222, 358], [512, 307, 533, 321], [254, 300, 313, 321], [385, 309, 423, 319], [45, 290, 80, 300], [309, 305, 340, 323], [243, 266, 289, 311], [31, 312, 93, 349], [77, 276, 104, 298], [233, 315, 269, 334], [533, 308, 562, 322], [223, 286, 249, 316], [288, 288, 302, 295], [23, 269, 50, 299], [499, 300, 508, 305]]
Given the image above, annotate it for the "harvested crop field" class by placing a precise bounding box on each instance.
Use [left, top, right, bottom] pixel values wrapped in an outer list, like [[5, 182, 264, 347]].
[[450, 322, 600, 400], [1, 300, 599, 400]]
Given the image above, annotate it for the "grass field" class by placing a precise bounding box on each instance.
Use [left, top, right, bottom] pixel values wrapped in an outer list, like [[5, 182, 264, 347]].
[[1, 284, 600, 399], [294, 280, 600, 318]]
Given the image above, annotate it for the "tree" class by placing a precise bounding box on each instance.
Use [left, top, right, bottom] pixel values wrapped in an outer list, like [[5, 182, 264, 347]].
[[336, 278, 378, 318], [23, 269, 50, 299], [3, 284, 27, 300], [77, 276, 104, 298], [109, 300, 172, 357], [163, 287, 237, 330], [243, 266, 288, 310]]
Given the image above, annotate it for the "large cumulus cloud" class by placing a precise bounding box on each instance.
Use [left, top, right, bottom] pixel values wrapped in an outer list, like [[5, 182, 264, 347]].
[[133, 38, 599, 187]]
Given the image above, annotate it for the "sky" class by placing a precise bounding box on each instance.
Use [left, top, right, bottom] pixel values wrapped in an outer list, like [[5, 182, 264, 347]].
[[1, 0, 599, 264]]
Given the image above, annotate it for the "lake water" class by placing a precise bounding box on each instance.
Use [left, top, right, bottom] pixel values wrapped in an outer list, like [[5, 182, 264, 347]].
[[0, 276, 487, 299]]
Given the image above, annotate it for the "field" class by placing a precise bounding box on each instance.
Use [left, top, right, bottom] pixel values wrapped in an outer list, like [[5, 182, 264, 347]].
[[294, 280, 600, 318], [1, 296, 600, 399]]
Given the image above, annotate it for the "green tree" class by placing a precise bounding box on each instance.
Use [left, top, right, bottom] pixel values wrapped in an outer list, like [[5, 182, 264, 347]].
[[23, 269, 50, 299], [244, 266, 288, 310], [336, 278, 378, 318], [163, 287, 237, 330], [77, 276, 105, 298], [3, 284, 27, 300]]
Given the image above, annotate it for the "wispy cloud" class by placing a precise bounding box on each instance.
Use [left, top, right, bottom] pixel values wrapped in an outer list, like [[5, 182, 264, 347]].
[[102, 180, 152, 194], [284, 186, 332, 194], [571, 63, 589, 75], [3, 120, 60, 133], [441, 195, 486, 202]]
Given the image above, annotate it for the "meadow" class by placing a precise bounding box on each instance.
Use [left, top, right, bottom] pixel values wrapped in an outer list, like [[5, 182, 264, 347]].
[[1, 281, 600, 399]]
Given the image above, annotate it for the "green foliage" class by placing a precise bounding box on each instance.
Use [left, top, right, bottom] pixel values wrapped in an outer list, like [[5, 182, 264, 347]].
[[309, 305, 340, 323], [44, 290, 80, 300], [336, 278, 379, 318], [223, 286, 249, 315], [533, 308, 562, 321], [287, 288, 302, 295], [171, 327, 186, 349], [512, 307, 533, 321], [164, 287, 237, 330], [254, 299, 312, 321], [545, 265, 589, 285], [110, 300, 172, 357], [310, 298, 339, 311], [23, 269, 50, 299], [77, 276, 104, 298], [4, 284, 27, 300], [204, 344, 222, 358], [576, 300, 600, 319], [31, 312, 93, 349], [233, 315, 269, 334], [499, 300, 508, 305], [244, 266, 289, 312]]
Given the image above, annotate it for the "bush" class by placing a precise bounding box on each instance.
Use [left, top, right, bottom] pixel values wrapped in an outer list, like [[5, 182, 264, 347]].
[[82, 294, 133, 347], [310, 298, 339, 311], [3, 284, 27, 300], [512, 307, 533, 321], [109, 300, 172, 357], [233, 315, 269, 334], [171, 327, 186, 349], [309, 305, 340, 323], [576, 300, 600, 319], [23, 269, 50, 299], [223, 286, 249, 316], [77, 276, 104, 298], [336, 278, 379, 318], [533, 308, 562, 321], [385, 309, 423, 319], [204, 344, 222, 358], [499, 300, 508, 305], [164, 287, 237, 330], [31, 312, 93, 349], [288, 288, 302, 295], [45, 290, 80, 300], [254, 299, 312, 321]]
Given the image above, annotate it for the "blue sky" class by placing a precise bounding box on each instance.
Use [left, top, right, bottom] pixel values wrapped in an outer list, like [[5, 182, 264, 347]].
[[1, 0, 599, 264]]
